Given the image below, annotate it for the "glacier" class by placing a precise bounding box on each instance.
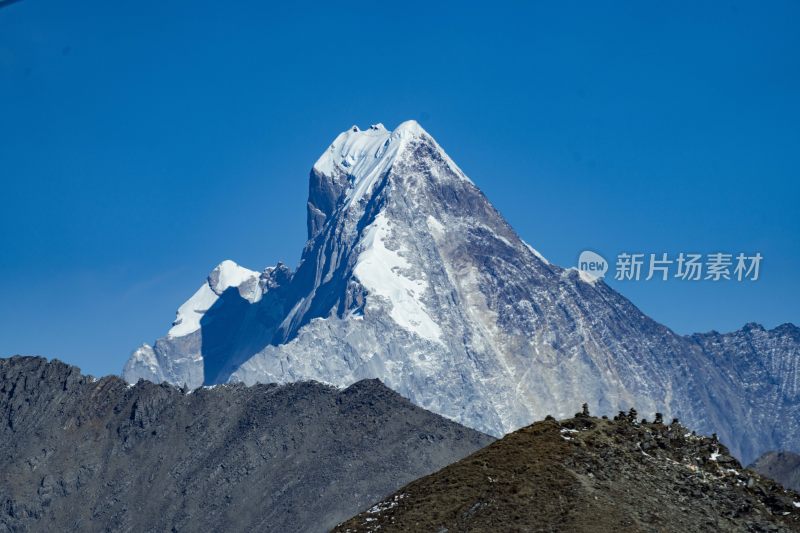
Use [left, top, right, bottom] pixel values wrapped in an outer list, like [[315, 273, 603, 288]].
[[123, 120, 799, 463]]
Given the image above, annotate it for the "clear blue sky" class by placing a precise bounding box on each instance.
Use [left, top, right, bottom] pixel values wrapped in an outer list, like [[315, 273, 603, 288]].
[[1, 1, 798, 377]]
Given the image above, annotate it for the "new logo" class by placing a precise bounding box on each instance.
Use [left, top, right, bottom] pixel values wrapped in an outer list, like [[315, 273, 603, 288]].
[[578, 250, 608, 280]]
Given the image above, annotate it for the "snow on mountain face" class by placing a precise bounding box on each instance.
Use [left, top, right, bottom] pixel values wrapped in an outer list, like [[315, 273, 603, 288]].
[[122, 260, 262, 385], [169, 260, 261, 337], [122, 121, 800, 463], [353, 211, 443, 344]]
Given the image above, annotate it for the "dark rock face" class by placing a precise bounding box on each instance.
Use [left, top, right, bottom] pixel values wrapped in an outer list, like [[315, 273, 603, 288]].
[[751, 451, 800, 493], [336, 414, 800, 533], [0, 356, 493, 533]]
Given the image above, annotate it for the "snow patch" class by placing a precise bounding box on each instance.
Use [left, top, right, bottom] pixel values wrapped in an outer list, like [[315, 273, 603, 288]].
[[354, 212, 443, 345], [169, 284, 218, 337], [563, 267, 600, 286], [577, 269, 600, 285], [426, 215, 445, 238], [168, 260, 261, 337], [367, 493, 405, 514], [210, 260, 262, 301], [522, 240, 549, 264]]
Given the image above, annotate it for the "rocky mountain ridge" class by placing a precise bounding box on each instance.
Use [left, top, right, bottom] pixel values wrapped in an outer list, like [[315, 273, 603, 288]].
[[0, 356, 493, 532]]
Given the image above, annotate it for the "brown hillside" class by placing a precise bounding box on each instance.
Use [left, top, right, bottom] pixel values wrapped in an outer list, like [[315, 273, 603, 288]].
[[335, 411, 800, 532]]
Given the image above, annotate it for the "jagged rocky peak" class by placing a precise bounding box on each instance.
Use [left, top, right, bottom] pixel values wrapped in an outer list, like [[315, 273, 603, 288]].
[[306, 120, 473, 240], [261, 261, 292, 290]]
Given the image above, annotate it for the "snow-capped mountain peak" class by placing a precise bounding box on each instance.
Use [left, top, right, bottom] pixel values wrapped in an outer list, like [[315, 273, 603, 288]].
[[123, 121, 799, 463], [311, 120, 432, 209], [309, 121, 472, 232]]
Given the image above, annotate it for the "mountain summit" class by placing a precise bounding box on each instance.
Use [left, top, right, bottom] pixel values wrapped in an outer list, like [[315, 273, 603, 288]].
[[123, 122, 799, 463]]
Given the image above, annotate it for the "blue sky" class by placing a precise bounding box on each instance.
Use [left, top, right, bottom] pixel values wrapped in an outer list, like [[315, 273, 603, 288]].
[[1, 1, 798, 377]]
